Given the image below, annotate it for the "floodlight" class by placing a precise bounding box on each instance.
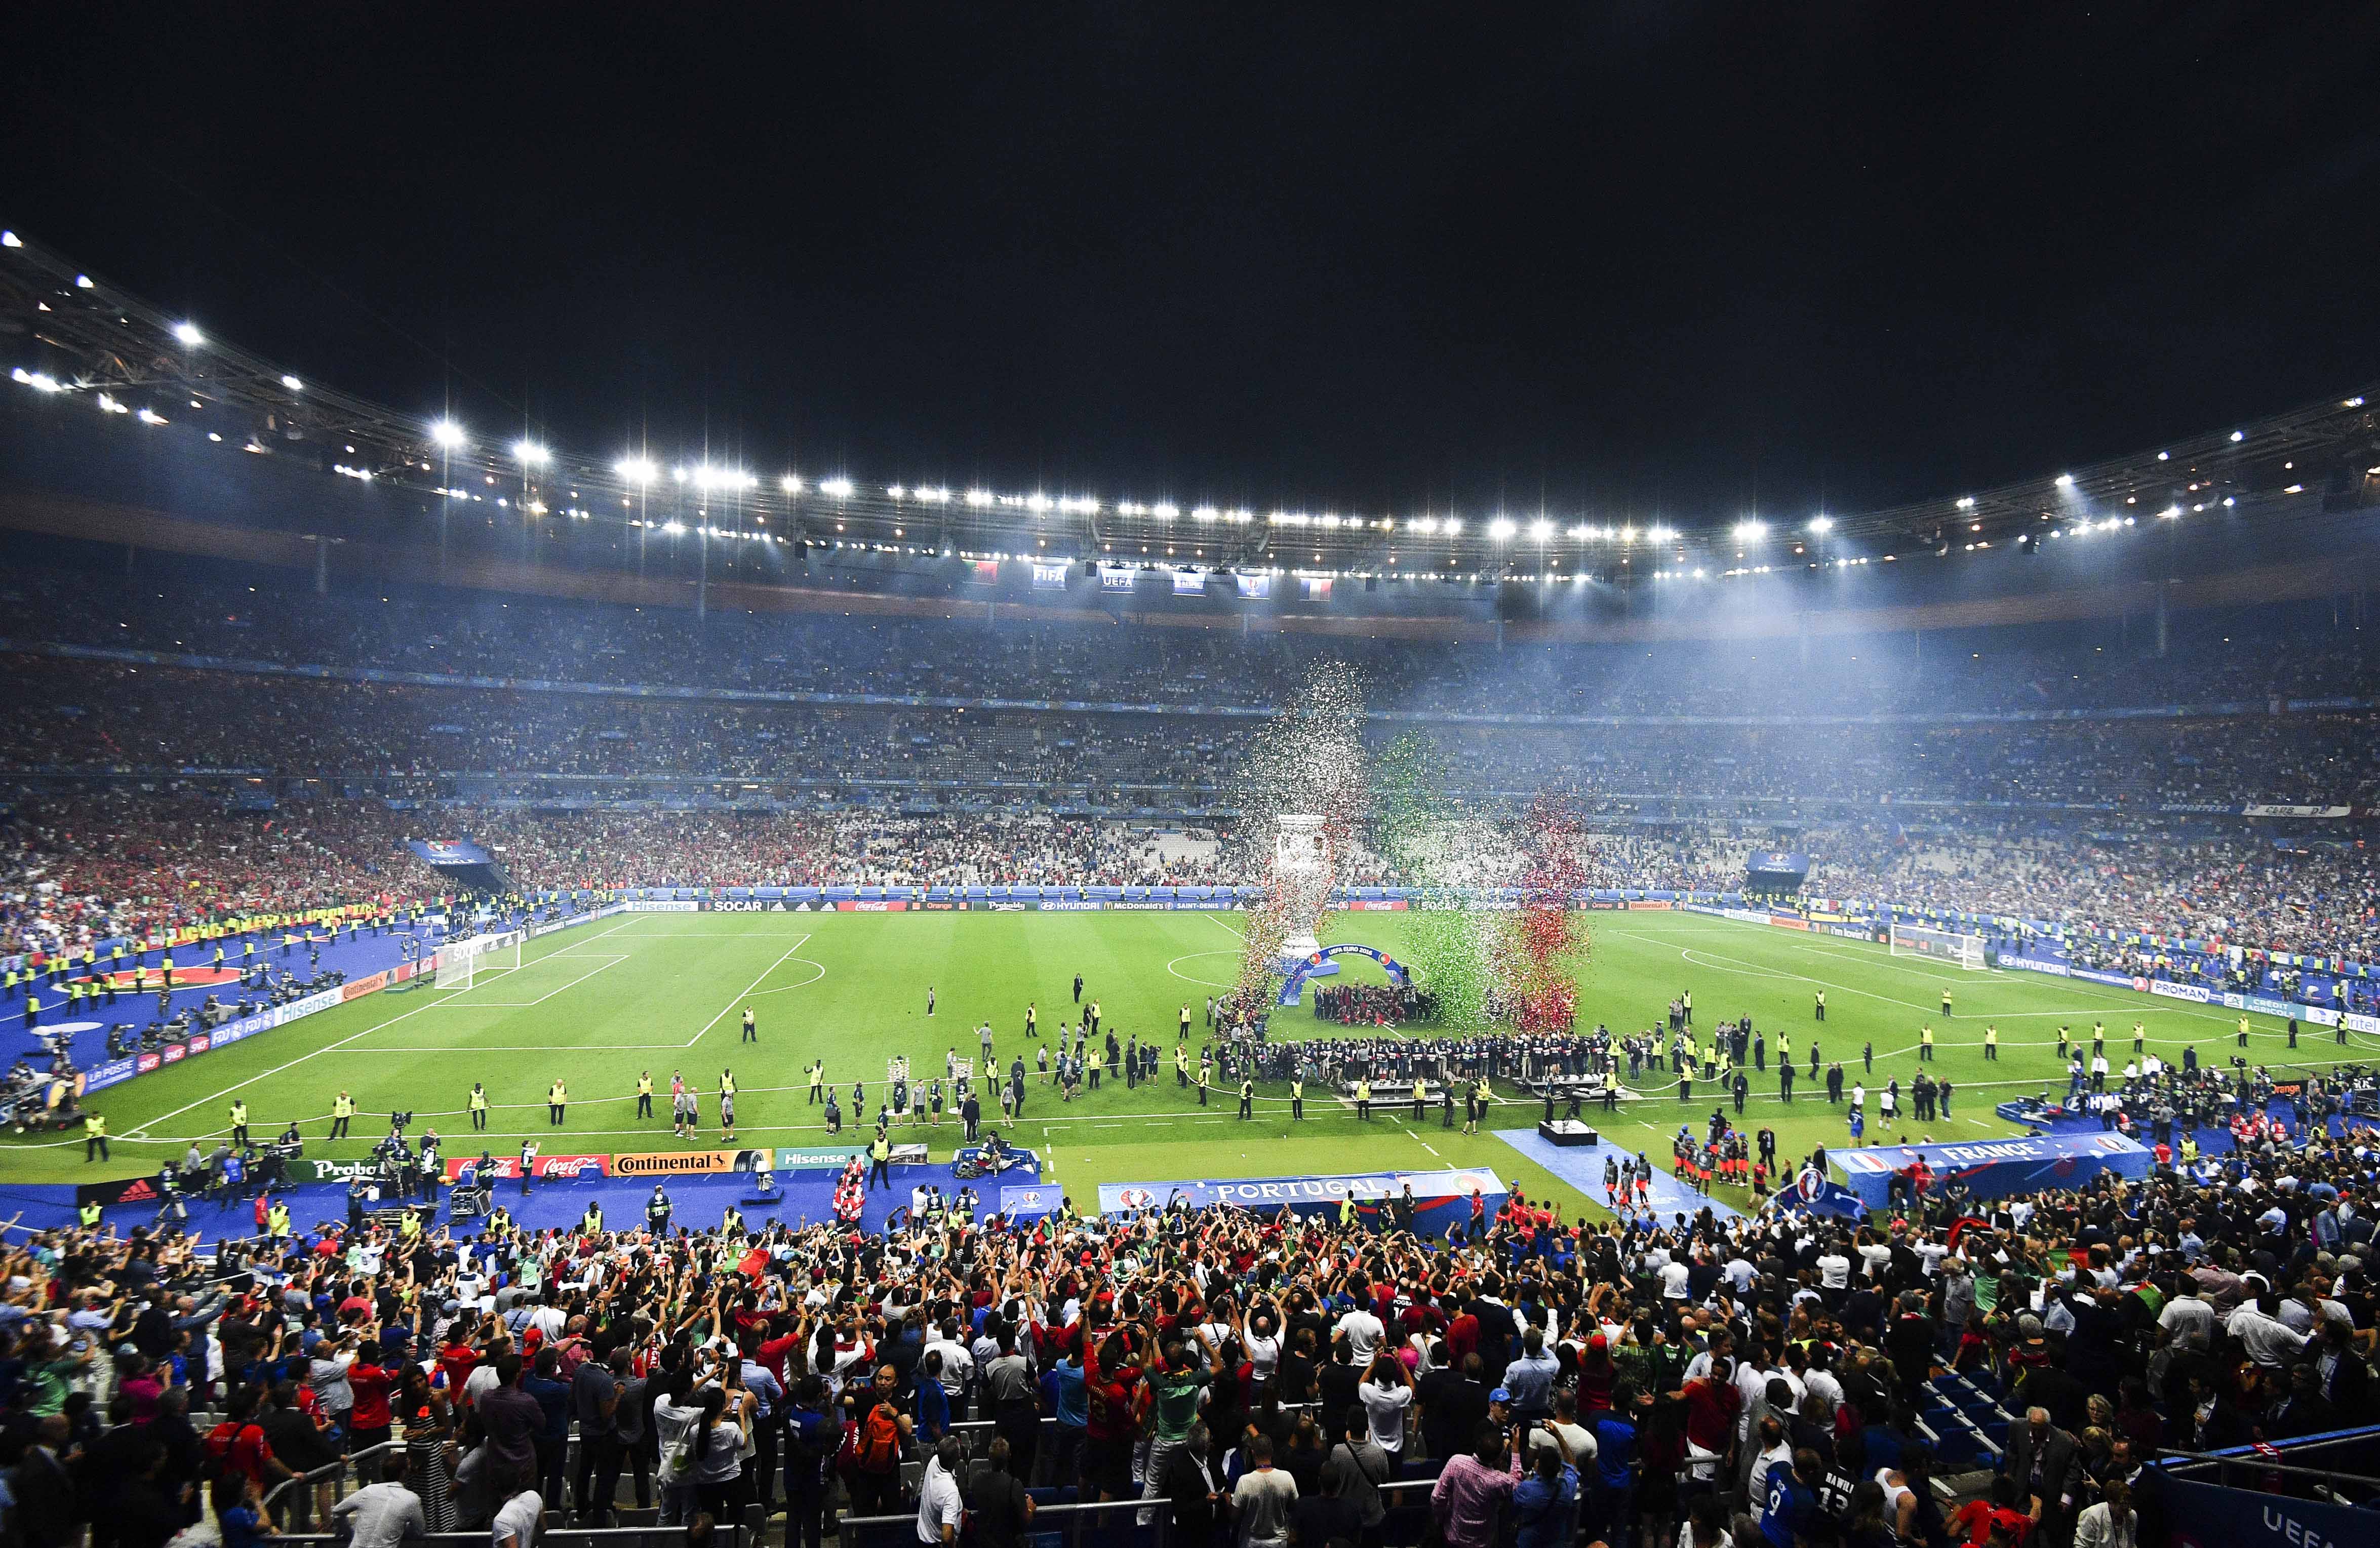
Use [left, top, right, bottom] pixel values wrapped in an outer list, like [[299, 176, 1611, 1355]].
[[173, 322, 205, 346], [821, 477, 855, 499], [513, 440, 550, 465], [429, 419, 466, 450]]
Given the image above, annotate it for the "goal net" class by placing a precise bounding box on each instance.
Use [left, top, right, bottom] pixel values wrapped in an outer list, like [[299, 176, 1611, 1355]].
[[1888, 923, 1988, 970], [433, 930, 524, 990]]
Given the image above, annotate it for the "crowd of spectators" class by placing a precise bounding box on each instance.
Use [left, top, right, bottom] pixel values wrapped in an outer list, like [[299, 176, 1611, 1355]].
[[9, 565, 2380, 722], [6, 564, 2380, 973], [8, 652, 2380, 814], [7, 1089, 2374, 1548], [8, 789, 2380, 984]]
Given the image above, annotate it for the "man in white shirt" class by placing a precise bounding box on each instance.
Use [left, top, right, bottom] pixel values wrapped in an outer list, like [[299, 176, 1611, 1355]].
[[922, 1320, 976, 1408], [916, 1436, 966, 1544], [1658, 1258, 1692, 1301], [332, 1454, 428, 1548], [1358, 1363, 1415, 1456], [493, 1483, 544, 1548], [1528, 1390, 1599, 1470], [527, 1296, 567, 1344], [1336, 1302, 1384, 1365], [2227, 1287, 2311, 1373], [1815, 1247, 1852, 1293]]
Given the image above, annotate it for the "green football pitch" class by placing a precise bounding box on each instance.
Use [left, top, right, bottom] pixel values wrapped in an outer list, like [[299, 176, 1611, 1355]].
[[25, 908, 2369, 1211]]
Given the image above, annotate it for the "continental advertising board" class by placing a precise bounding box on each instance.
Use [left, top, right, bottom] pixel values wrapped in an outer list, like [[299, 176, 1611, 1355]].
[[612, 1148, 775, 1177]]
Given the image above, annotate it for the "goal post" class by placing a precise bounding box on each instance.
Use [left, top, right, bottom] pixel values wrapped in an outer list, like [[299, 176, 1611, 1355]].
[[1888, 923, 1988, 970], [431, 929, 524, 991], [433, 942, 475, 991]]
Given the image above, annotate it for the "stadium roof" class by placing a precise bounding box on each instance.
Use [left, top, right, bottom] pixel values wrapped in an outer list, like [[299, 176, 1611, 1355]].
[[5, 228, 2376, 580]]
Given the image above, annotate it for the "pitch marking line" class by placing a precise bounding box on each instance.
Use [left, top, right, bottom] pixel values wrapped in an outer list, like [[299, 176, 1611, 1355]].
[[120, 917, 637, 1139], [426, 954, 629, 1008], [1686, 914, 2322, 1040], [683, 934, 812, 1046], [744, 961, 828, 998], [1167, 951, 1241, 989], [1621, 923, 2285, 1045]]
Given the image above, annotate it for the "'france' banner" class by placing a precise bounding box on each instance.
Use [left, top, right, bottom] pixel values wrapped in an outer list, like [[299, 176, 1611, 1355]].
[[1172, 568, 1207, 595]]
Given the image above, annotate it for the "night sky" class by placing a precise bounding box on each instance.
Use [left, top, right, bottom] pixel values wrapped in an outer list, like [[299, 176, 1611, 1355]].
[[8, 4, 2380, 525]]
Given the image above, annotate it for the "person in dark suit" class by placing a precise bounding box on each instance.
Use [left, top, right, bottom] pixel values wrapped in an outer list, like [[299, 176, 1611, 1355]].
[[13, 1414, 81, 1548], [1163, 1422, 1227, 1548], [2002, 1407, 2080, 1544], [1471, 1289, 1520, 1389]]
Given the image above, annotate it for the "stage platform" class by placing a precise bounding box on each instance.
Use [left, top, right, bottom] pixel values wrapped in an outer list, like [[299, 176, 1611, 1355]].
[[1537, 1119, 1600, 1146], [1493, 1126, 1743, 1223]]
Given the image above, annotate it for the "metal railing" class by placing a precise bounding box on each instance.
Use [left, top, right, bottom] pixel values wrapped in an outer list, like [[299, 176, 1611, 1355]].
[[840, 1495, 1167, 1548], [263, 1439, 403, 1526], [271, 1530, 724, 1548]]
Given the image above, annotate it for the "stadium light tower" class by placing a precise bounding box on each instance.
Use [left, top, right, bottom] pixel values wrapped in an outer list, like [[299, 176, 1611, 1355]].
[[429, 418, 466, 450], [1807, 515, 1833, 535]]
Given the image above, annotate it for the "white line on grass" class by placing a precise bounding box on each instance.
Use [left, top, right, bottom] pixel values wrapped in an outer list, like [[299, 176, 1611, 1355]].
[[427, 954, 630, 1009], [122, 919, 640, 1139], [342, 1044, 693, 1052], [1166, 952, 1241, 989], [1203, 912, 1246, 942], [742, 962, 828, 999], [125, 989, 468, 1139], [683, 934, 812, 1046], [1691, 914, 2319, 1040]]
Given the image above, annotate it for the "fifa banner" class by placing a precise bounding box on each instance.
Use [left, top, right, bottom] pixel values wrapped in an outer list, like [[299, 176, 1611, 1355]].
[[1097, 1167, 1505, 1236], [612, 1148, 777, 1177], [445, 1153, 611, 1183], [1032, 562, 1070, 590], [1831, 1133, 2151, 1211]]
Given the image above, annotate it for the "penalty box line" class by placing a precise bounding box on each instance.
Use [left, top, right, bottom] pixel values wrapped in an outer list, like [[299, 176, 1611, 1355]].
[[118, 918, 636, 1140], [424, 953, 630, 1009], [685, 934, 812, 1046]]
